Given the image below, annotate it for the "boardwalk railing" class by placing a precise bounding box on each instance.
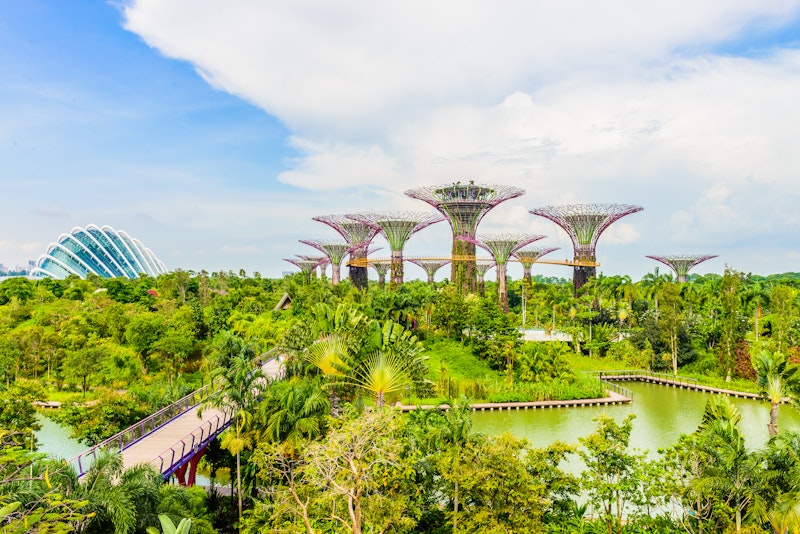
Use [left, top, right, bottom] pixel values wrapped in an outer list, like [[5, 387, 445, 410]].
[[68, 381, 220, 477], [67, 350, 282, 478], [592, 369, 699, 388], [599, 379, 633, 399], [156, 409, 232, 476]]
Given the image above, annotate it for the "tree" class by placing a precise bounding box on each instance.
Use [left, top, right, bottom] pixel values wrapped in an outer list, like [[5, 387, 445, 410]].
[[719, 269, 746, 382], [659, 282, 684, 376], [202, 343, 265, 525], [256, 376, 330, 457], [125, 312, 166, 373], [250, 408, 417, 534], [579, 414, 648, 534], [0, 380, 45, 448], [433, 397, 476, 534], [752, 348, 800, 436], [664, 396, 767, 534], [769, 285, 797, 354]]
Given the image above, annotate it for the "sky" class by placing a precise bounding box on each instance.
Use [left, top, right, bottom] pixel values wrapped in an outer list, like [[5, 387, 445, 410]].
[[2, 1, 800, 281]]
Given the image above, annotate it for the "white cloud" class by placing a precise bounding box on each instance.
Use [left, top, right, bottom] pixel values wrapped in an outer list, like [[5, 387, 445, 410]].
[[120, 0, 800, 276]]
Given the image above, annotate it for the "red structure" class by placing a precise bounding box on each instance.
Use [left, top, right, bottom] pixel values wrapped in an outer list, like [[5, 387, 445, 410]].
[[460, 234, 546, 312], [529, 203, 643, 291], [406, 182, 525, 294], [646, 254, 718, 283], [299, 240, 352, 285], [313, 214, 380, 290], [409, 259, 451, 285], [348, 211, 443, 286]]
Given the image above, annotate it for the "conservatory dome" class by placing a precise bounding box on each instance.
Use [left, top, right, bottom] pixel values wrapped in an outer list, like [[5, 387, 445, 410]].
[[32, 224, 167, 279]]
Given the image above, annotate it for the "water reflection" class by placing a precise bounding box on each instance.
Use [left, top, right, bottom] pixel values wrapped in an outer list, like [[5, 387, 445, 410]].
[[471, 381, 800, 456]]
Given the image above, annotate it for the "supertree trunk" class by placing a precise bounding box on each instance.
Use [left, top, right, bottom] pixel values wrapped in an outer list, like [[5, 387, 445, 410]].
[[497, 263, 509, 313], [390, 250, 404, 286], [573, 265, 595, 294], [331, 264, 341, 285], [349, 247, 369, 290], [453, 238, 477, 294]]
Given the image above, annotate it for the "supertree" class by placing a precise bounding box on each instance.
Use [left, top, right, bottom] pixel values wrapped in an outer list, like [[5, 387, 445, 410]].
[[409, 259, 451, 285], [296, 254, 329, 279], [460, 233, 546, 313], [283, 258, 322, 282], [513, 246, 559, 328], [646, 254, 718, 283], [299, 240, 352, 285], [369, 261, 391, 288], [529, 203, 643, 291], [514, 246, 560, 287], [475, 259, 496, 297], [406, 182, 525, 294], [348, 211, 444, 286], [312, 214, 381, 290]]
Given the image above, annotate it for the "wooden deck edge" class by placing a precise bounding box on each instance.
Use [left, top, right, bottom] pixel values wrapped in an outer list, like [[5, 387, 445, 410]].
[[398, 390, 631, 412], [599, 374, 762, 399]]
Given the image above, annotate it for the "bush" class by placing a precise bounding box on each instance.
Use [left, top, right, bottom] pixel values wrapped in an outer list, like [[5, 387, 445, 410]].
[[487, 391, 528, 403]]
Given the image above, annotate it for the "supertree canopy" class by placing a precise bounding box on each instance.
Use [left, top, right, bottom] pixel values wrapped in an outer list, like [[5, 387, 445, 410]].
[[646, 254, 718, 283], [369, 261, 391, 288], [348, 211, 443, 286], [296, 254, 329, 279], [529, 203, 643, 291], [313, 214, 381, 290], [283, 258, 322, 280], [299, 240, 352, 285], [409, 259, 451, 285], [514, 246, 560, 284], [474, 259, 496, 297], [405, 182, 525, 294], [460, 233, 545, 312]]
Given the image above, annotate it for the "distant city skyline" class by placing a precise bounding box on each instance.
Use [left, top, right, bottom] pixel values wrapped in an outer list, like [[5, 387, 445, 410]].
[[3, 1, 800, 281]]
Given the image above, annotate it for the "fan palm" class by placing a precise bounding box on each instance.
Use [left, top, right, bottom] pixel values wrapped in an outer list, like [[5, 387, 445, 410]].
[[752, 349, 800, 436]]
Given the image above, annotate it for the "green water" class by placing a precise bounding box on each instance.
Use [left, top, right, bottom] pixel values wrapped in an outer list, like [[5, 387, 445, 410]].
[[471, 381, 800, 455], [36, 382, 798, 468], [34, 413, 85, 460]]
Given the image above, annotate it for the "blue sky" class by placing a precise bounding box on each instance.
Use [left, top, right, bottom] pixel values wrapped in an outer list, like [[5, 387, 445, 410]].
[[3, 1, 800, 280]]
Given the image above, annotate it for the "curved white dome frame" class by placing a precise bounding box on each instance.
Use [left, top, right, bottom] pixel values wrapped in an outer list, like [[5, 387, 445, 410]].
[[32, 224, 168, 279]]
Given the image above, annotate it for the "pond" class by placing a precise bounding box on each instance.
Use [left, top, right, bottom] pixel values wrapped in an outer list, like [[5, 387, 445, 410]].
[[36, 381, 796, 475], [34, 413, 85, 460], [471, 381, 800, 455]]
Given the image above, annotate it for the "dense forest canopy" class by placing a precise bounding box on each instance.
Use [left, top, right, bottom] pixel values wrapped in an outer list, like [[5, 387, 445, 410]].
[[2, 267, 800, 533]]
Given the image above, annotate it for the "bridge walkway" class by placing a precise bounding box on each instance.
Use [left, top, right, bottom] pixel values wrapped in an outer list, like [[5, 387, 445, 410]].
[[69, 357, 283, 480]]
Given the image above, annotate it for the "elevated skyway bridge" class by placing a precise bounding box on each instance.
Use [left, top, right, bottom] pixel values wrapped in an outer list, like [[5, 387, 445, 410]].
[[348, 255, 599, 268], [67, 355, 283, 486]]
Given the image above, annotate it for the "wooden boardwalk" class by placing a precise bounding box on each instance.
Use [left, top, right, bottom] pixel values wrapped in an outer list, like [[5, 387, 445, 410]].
[[399, 390, 631, 412], [599, 372, 761, 399]]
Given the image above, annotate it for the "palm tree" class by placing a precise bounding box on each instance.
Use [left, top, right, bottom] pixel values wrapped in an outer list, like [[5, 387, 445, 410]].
[[203, 344, 266, 525], [352, 350, 412, 408], [752, 349, 800, 436], [305, 335, 413, 408], [437, 397, 476, 534], [761, 431, 800, 534], [692, 396, 768, 533], [257, 376, 330, 457]]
